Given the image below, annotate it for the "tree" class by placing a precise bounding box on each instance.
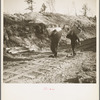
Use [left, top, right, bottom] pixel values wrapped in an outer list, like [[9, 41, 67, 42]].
[[25, 0, 35, 12], [39, 3, 47, 13], [82, 4, 88, 17]]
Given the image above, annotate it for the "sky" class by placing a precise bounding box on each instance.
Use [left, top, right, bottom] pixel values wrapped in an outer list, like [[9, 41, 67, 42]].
[[3, 0, 97, 16]]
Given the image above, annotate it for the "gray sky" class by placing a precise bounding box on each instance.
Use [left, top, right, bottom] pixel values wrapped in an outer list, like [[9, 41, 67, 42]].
[[4, 0, 96, 16]]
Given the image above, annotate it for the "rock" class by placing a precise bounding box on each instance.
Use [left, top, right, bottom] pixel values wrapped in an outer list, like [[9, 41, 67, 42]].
[[78, 73, 96, 83], [63, 76, 80, 83], [79, 77, 96, 83]]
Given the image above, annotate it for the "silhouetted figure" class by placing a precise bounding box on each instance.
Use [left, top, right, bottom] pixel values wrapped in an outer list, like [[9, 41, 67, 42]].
[[47, 26, 62, 57], [66, 24, 81, 56], [50, 30, 62, 57]]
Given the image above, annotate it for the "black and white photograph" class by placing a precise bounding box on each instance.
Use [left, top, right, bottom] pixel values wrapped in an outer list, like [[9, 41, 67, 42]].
[[3, 0, 97, 84]]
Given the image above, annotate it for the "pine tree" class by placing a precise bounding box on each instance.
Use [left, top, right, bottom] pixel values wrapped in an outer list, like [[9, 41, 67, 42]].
[[82, 4, 88, 17], [39, 3, 47, 13]]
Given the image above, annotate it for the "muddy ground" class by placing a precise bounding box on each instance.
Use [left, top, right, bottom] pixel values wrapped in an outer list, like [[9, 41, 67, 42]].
[[3, 38, 96, 83]]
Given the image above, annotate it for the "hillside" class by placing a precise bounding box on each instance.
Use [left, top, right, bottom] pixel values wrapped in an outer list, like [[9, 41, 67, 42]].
[[4, 12, 96, 54]]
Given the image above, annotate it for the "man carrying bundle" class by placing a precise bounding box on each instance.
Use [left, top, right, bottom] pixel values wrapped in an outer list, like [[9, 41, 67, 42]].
[[66, 24, 82, 56]]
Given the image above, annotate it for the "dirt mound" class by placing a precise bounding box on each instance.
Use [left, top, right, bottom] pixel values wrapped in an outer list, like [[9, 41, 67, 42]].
[[4, 14, 49, 53]]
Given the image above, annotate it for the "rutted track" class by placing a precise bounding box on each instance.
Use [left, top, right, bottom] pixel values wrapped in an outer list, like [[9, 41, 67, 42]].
[[3, 37, 96, 83]]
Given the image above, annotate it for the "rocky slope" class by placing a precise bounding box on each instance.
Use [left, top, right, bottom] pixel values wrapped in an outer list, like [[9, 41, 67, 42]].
[[3, 12, 96, 54]]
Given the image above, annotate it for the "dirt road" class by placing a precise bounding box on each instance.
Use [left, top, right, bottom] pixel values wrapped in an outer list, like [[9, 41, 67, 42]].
[[3, 38, 96, 83]]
